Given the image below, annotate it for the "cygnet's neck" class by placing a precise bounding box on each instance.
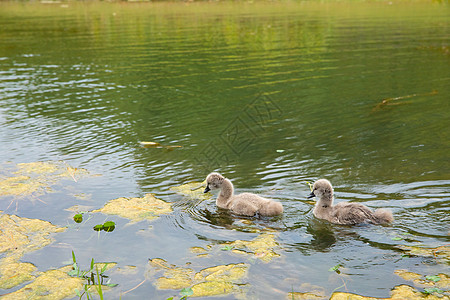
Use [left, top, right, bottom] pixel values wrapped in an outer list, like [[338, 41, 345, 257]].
[[315, 192, 334, 210], [217, 178, 234, 208]]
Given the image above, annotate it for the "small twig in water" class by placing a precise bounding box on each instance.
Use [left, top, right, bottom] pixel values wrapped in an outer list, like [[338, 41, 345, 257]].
[[121, 278, 147, 296]]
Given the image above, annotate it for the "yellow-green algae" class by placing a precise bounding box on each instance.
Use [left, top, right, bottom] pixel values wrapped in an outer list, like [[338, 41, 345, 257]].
[[0, 213, 66, 290], [395, 269, 450, 291], [397, 244, 450, 264], [223, 232, 281, 263], [0, 213, 65, 256], [1, 266, 84, 300], [288, 292, 326, 300], [92, 194, 172, 223], [0, 256, 37, 289], [170, 181, 211, 201], [147, 258, 248, 297], [0, 161, 92, 198], [330, 284, 448, 300]]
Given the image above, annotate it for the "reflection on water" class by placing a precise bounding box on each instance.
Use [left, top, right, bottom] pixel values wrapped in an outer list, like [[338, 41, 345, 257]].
[[0, 1, 449, 299]]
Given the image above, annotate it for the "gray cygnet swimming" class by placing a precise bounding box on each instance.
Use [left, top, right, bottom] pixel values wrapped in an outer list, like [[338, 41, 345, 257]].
[[308, 179, 393, 225], [204, 172, 283, 217]]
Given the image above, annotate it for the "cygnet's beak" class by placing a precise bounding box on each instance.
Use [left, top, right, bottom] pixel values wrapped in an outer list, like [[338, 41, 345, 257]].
[[307, 191, 315, 199], [203, 186, 211, 193]]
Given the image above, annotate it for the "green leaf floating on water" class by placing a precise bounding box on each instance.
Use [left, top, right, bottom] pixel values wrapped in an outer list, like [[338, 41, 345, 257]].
[[73, 213, 83, 223], [93, 224, 104, 231], [180, 287, 194, 296], [328, 263, 341, 272], [391, 237, 403, 241], [425, 275, 441, 283], [424, 287, 444, 294]]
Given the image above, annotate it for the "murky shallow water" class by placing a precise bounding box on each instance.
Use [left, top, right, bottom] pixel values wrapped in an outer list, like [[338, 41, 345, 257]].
[[0, 1, 449, 299]]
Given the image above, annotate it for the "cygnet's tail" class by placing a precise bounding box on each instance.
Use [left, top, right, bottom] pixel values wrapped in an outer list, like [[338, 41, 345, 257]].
[[374, 208, 394, 224], [259, 201, 283, 217]]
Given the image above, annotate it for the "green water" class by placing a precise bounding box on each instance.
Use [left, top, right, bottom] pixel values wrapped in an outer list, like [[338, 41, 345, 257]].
[[0, 1, 449, 299]]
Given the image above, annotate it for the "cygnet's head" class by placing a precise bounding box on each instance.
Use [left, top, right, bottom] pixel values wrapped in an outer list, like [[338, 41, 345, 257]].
[[307, 179, 333, 199], [204, 172, 225, 193]]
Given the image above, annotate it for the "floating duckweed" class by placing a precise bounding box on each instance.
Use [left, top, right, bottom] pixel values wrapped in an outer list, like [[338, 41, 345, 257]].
[[16, 161, 59, 174], [191, 281, 235, 297], [330, 284, 448, 300], [288, 292, 326, 300], [222, 233, 280, 262], [0, 213, 66, 290], [157, 267, 194, 290], [0, 213, 66, 256], [397, 244, 450, 262], [1, 267, 84, 300], [395, 269, 450, 292], [170, 181, 211, 201], [147, 258, 249, 297], [0, 161, 93, 198], [92, 194, 172, 223], [195, 263, 248, 282], [0, 175, 43, 196], [0, 256, 37, 289], [190, 247, 209, 254]]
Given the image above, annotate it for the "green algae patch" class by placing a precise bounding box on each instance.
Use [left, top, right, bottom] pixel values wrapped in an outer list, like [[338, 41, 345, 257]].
[[397, 244, 450, 264], [92, 194, 172, 223], [0, 161, 94, 201], [170, 181, 210, 201], [16, 161, 59, 175], [191, 281, 235, 297], [222, 233, 281, 263], [0, 213, 66, 256], [147, 258, 248, 297], [330, 284, 448, 300], [1, 267, 84, 300], [0, 175, 43, 197], [288, 292, 326, 300], [395, 269, 450, 292], [0, 213, 66, 290], [0, 256, 37, 289]]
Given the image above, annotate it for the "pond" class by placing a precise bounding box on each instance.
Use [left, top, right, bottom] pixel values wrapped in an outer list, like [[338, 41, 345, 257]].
[[0, 1, 449, 299]]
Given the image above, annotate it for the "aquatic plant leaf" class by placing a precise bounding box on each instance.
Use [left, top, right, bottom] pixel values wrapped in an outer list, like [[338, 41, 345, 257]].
[[424, 287, 444, 294], [1, 267, 84, 300], [93, 224, 103, 231], [73, 213, 83, 223], [92, 194, 172, 223], [180, 287, 194, 296], [426, 275, 442, 283], [328, 263, 342, 272], [221, 245, 234, 251], [391, 237, 403, 241], [170, 181, 211, 201]]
